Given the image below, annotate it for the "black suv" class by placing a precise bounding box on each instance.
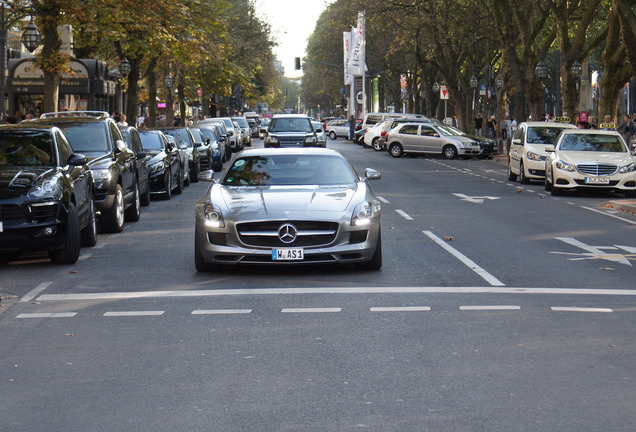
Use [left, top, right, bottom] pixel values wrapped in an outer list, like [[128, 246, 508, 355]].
[[0, 124, 96, 264], [264, 114, 320, 148], [29, 112, 140, 233]]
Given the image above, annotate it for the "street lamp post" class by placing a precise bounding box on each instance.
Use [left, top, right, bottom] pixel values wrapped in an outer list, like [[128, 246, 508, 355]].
[[432, 81, 439, 119], [535, 53, 582, 118], [117, 57, 130, 117]]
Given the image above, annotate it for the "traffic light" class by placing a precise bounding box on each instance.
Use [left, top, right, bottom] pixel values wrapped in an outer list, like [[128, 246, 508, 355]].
[[295, 57, 302, 70]]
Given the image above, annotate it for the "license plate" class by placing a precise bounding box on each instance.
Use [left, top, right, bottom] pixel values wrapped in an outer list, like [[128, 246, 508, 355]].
[[272, 248, 304, 261], [585, 177, 610, 184]]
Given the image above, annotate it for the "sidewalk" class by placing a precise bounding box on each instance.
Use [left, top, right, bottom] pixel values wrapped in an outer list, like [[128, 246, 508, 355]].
[[490, 154, 636, 215]]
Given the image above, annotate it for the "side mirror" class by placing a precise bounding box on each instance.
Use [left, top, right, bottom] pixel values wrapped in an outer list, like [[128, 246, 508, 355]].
[[136, 151, 146, 159], [433, 133, 440, 137], [179, 144, 188, 150], [68, 153, 88, 166], [206, 137, 211, 144], [512, 138, 522, 145], [363, 168, 381, 181], [198, 169, 216, 182], [545, 146, 555, 153], [115, 139, 128, 153], [219, 136, 226, 142]]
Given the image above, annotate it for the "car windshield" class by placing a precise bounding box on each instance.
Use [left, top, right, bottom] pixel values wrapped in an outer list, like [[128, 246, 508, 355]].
[[222, 154, 356, 186], [527, 127, 567, 144], [0, 131, 55, 166], [57, 123, 109, 153], [232, 117, 249, 128], [436, 125, 461, 136], [162, 130, 192, 147], [199, 128, 217, 142], [268, 117, 313, 133], [139, 132, 164, 151], [559, 134, 627, 152]]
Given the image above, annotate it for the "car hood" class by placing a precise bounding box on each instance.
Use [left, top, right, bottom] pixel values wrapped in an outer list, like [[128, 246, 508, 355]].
[[527, 143, 558, 154], [215, 184, 358, 218], [557, 151, 633, 165], [0, 166, 55, 199]]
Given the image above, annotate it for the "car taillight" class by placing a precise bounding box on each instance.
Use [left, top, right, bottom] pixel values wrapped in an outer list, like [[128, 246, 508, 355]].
[[380, 131, 387, 137]]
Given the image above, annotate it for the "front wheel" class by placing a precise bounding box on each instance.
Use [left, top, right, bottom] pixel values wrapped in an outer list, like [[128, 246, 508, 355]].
[[519, 162, 530, 184], [356, 232, 382, 271], [124, 181, 141, 222], [388, 143, 403, 158], [372, 137, 383, 151], [80, 198, 97, 247], [507, 161, 518, 181], [49, 203, 81, 264], [443, 145, 458, 159], [329, 131, 337, 140], [100, 185, 125, 233], [174, 165, 184, 194], [195, 233, 219, 272]]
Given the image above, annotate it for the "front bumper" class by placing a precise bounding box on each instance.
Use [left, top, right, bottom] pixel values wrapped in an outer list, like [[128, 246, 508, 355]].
[[0, 201, 69, 252]]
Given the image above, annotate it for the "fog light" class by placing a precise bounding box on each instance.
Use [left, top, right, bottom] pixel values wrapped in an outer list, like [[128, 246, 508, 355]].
[[41, 227, 55, 236]]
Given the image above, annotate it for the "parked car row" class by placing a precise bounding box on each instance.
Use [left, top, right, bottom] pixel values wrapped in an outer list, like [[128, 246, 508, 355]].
[[0, 111, 230, 265]]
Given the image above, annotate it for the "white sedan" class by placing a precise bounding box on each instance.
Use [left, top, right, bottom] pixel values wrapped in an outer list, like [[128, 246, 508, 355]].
[[545, 129, 636, 197]]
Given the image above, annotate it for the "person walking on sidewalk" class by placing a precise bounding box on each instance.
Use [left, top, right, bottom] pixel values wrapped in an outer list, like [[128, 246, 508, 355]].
[[347, 115, 356, 140]]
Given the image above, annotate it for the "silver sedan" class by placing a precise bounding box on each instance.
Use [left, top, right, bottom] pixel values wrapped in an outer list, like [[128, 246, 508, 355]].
[[194, 148, 382, 271]]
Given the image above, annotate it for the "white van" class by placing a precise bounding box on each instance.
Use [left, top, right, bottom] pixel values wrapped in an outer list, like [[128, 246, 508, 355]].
[[361, 112, 430, 130]]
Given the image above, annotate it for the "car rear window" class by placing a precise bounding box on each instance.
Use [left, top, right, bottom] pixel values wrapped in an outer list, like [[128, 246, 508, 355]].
[[57, 123, 110, 153]]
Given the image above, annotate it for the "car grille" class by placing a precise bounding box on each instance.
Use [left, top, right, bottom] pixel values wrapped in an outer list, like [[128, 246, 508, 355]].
[[237, 221, 338, 247], [0, 203, 59, 223], [278, 136, 307, 147], [577, 163, 617, 176]]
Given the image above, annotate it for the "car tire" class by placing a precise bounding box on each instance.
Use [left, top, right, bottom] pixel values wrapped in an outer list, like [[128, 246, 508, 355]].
[[550, 176, 562, 196], [356, 231, 382, 271], [388, 143, 403, 158], [195, 234, 218, 272], [174, 165, 184, 195], [124, 181, 141, 222], [49, 203, 81, 264], [507, 161, 518, 181], [625, 189, 636, 198], [544, 177, 552, 191], [190, 160, 200, 183], [443, 145, 458, 159], [163, 170, 172, 200], [80, 198, 97, 247], [100, 185, 125, 233], [329, 131, 337, 140], [519, 162, 530, 184], [372, 137, 383, 151], [140, 182, 151, 207], [184, 163, 191, 187]]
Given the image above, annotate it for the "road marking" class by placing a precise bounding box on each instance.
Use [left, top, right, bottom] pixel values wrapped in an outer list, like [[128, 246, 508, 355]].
[[580, 206, 636, 224], [460, 305, 521, 311], [395, 209, 413, 220], [551, 307, 613, 313], [552, 237, 635, 266], [377, 196, 390, 204], [20, 282, 53, 303], [370, 307, 431, 312], [17, 312, 77, 318], [192, 309, 252, 315], [452, 193, 501, 204], [103, 311, 165, 317], [281, 308, 341, 313], [423, 231, 505, 286], [36, 286, 636, 301]]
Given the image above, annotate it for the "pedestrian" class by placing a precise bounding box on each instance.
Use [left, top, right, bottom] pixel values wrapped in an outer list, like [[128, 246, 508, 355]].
[[509, 116, 517, 136], [500, 116, 509, 142], [117, 114, 128, 127], [486, 115, 496, 139], [474, 113, 483, 137], [618, 114, 633, 142], [136, 114, 145, 128], [451, 115, 457, 127], [347, 115, 355, 140]]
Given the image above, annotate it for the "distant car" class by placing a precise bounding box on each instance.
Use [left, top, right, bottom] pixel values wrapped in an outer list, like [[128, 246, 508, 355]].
[[544, 129, 636, 197], [263, 114, 320, 148], [118, 126, 151, 206], [311, 121, 327, 147], [138, 130, 184, 200], [194, 148, 382, 272], [443, 125, 499, 159], [215, 117, 243, 153], [231, 116, 252, 147], [189, 127, 213, 169], [199, 119, 231, 158], [363, 120, 390, 149], [197, 125, 224, 171], [30, 111, 140, 233], [258, 118, 271, 139], [385, 122, 481, 159], [0, 124, 96, 264], [158, 127, 201, 183], [508, 121, 578, 183], [164, 134, 190, 187], [248, 119, 259, 138], [325, 119, 350, 140], [376, 117, 437, 151]]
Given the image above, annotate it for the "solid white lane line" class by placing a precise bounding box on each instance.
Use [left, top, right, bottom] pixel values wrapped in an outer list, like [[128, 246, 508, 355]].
[[395, 209, 413, 220], [20, 282, 53, 303], [370, 306, 431, 312], [423, 231, 506, 287], [36, 287, 636, 301], [551, 307, 613, 313], [580, 206, 635, 224], [192, 309, 252, 315], [17, 312, 77, 318], [103, 311, 164, 317], [460, 305, 521, 311], [281, 308, 341, 313]]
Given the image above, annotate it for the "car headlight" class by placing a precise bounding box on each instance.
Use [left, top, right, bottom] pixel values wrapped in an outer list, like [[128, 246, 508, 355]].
[[526, 151, 542, 161], [351, 201, 381, 226], [619, 162, 635, 173], [28, 178, 63, 199], [92, 168, 112, 180], [148, 161, 164, 173], [212, 144, 221, 155], [555, 160, 576, 172], [195, 201, 225, 228], [265, 135, 279, 144], [305, 135, 317, 144]]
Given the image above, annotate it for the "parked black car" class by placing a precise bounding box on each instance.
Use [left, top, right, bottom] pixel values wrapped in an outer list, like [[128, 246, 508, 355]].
[[139, 130, 184, 200], [29, 112, 140, 233], [189, 127, 213, 170], [197, 125, 224, 171], [118, 125, 151, 206], [158, 127, 201, 183], [0, 124, 96, 264]]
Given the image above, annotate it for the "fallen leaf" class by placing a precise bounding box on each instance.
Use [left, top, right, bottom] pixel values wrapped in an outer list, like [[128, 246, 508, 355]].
[[65, 333, 75, 337], [443, 236, 454, 241], [69, 270, 78, 274]]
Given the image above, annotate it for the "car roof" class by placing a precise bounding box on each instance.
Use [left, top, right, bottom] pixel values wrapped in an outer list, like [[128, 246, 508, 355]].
[[520, 121, 578, 128], [235, 147, 344, 158], [0, 123, 59, 132], [272, 114, 310, 118], [559, 129, 622, 136], [27, 116, 106, 125]]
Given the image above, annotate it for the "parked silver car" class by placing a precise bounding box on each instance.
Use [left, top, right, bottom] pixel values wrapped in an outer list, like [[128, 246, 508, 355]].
[[385, 122, 481, 159], [194, 148, 382, 271]]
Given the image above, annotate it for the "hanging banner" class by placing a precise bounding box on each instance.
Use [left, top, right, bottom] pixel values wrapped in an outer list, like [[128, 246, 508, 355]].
[[350, 11, 365, 76], [343, 31, 353, 85]]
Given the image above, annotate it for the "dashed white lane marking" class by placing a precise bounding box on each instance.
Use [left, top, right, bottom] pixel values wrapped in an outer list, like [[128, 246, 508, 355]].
[[20, 282, 53, 303], [192, 309, 252, 315], [36, 286, 636, 301], [423, 231, 506, 287], [551, 307, 613, 313], [103, 311, 165, 317], [460, 305, 521, 311], [370, 307, 431, 312], [17, 312, 77, 318], [395, 209, 413, 220], [281, 308, 341, 313], [377, 196, 390, 204]]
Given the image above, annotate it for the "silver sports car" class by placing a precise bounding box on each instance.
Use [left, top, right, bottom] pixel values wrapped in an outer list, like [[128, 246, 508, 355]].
[[194, 147, 382, 271]]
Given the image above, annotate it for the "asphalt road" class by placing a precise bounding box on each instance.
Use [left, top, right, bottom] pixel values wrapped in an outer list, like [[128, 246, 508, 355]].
[[2, 137, 636, 431]]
